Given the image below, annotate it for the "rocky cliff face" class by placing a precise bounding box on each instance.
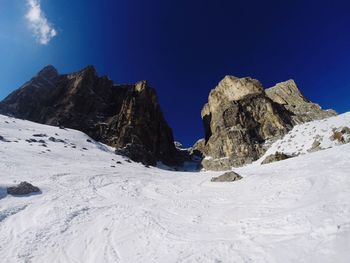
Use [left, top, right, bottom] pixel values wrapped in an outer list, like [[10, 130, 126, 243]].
[[0, 65, 178, 166], [196, 76, 336, 170], [266, 80, 337, 124]]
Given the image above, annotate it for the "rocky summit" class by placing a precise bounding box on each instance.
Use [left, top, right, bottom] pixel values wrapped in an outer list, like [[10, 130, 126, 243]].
[[0, 65, 178, 166], [195, 76, 336, 170], [266, 80, 337, 124]]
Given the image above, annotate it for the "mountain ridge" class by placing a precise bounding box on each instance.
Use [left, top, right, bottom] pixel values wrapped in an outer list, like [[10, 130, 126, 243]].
[[0, 65, 338, 170]]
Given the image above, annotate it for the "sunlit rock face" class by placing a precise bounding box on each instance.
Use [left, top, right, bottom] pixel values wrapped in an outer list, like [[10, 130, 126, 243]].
[[198, 76, 336, 171], [0, 65, 178, 166], [199, 76, 293, 170], [266, 79, 337, 124]]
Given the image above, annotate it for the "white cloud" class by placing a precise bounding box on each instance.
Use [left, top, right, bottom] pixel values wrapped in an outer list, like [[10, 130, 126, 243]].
[[25, 0, 57, 45]]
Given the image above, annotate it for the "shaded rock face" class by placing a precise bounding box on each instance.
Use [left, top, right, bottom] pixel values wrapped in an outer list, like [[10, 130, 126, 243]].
[[7, 182, 40, 195], [266, 80, 337, 124], [200, 76, 294, 170], [211, 171, 242, 182], [0, 65, 178, 165]]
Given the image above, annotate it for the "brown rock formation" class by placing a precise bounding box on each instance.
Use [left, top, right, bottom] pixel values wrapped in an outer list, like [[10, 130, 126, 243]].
[[200, 76, 293, 170], [197, 76, 336, 171], [266, 80, 337, 124]]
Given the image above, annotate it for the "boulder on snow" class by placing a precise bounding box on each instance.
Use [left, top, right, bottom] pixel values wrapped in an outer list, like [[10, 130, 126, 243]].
[[262, 152, 293, 165], [308, 140, 322, 153], [7, 182, 40, 196], [211, 171, 243, 182]]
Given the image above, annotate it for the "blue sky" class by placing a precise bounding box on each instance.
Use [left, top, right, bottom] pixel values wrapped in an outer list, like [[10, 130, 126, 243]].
[[1, 0, 350, 146]]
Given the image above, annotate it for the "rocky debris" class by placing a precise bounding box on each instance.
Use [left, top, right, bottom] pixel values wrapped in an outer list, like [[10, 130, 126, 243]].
[[48, 137, 65, 143], [211, 171, 243, 182], [7, 182, 40, 195], [0, 65, 179, 166], [26, 138, 38, 143], [261, 152, 294, 165], [308, 140, 322, 152], [266, 80, 337, 124], [199, 76, 293, 170], [330, 126, 350, 144], [33, 134, 47, 137]]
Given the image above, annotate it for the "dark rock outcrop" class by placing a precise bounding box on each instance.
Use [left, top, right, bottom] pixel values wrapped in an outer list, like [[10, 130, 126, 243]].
[[211, 171, 243, 182], [7, 182, 40, 195], [0, 65, 178, 165]]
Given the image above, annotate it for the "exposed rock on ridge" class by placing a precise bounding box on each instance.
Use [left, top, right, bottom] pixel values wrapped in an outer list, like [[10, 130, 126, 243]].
[[266, 80, 337, 124], [0, 65, 178, 166]]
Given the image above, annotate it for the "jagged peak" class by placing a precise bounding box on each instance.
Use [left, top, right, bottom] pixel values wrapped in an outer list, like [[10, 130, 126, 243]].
[[37, 65, 59, 79], [266, 79, 307, 105], [209, 75, 264, 102], [79, 65, 97, 75], [267, 79, 301, 94]]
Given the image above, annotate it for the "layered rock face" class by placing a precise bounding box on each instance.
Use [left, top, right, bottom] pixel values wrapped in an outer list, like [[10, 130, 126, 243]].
[[266, 80, 337, 124], [197, 76, 336, 170], [0, 65, 178, 165], [199, 76, 294, 170]]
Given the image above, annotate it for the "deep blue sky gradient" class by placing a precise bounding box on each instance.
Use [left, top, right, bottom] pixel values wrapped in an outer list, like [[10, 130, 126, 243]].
[[1, 0, 350, 146]]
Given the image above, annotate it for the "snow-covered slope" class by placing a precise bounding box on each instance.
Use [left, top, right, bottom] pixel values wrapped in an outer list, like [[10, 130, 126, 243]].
[[0, 114, 350, 263], [257, 112, 350, 163]]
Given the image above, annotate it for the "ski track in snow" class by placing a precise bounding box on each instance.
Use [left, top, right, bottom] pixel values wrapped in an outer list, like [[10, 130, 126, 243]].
[[0, 114, 350, 262]]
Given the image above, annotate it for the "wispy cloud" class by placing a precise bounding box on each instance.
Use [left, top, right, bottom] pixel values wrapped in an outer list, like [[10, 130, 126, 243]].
[[25, 0, 57, 45]]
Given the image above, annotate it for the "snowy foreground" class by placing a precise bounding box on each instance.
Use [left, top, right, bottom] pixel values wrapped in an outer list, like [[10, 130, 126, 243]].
[[0, 114, 350, 263]]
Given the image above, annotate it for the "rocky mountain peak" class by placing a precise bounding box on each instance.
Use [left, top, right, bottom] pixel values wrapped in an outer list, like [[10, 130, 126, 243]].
[[266, 79, 308, 106], [81, 65, 97, 75], [201, 76, 265, 120], [0, 65, 179, 166], [195, 75, 337, 171], [211, 76, 264, 102], [197, 76, 293, 170], [37, 65, 59, 80], [266, 80, 337, 124]]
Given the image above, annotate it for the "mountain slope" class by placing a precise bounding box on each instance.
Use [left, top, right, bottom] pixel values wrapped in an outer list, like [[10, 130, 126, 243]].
[[0, 65, 178, 166], [0, 114, 349, 262], [257, 112, 350, 163]]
